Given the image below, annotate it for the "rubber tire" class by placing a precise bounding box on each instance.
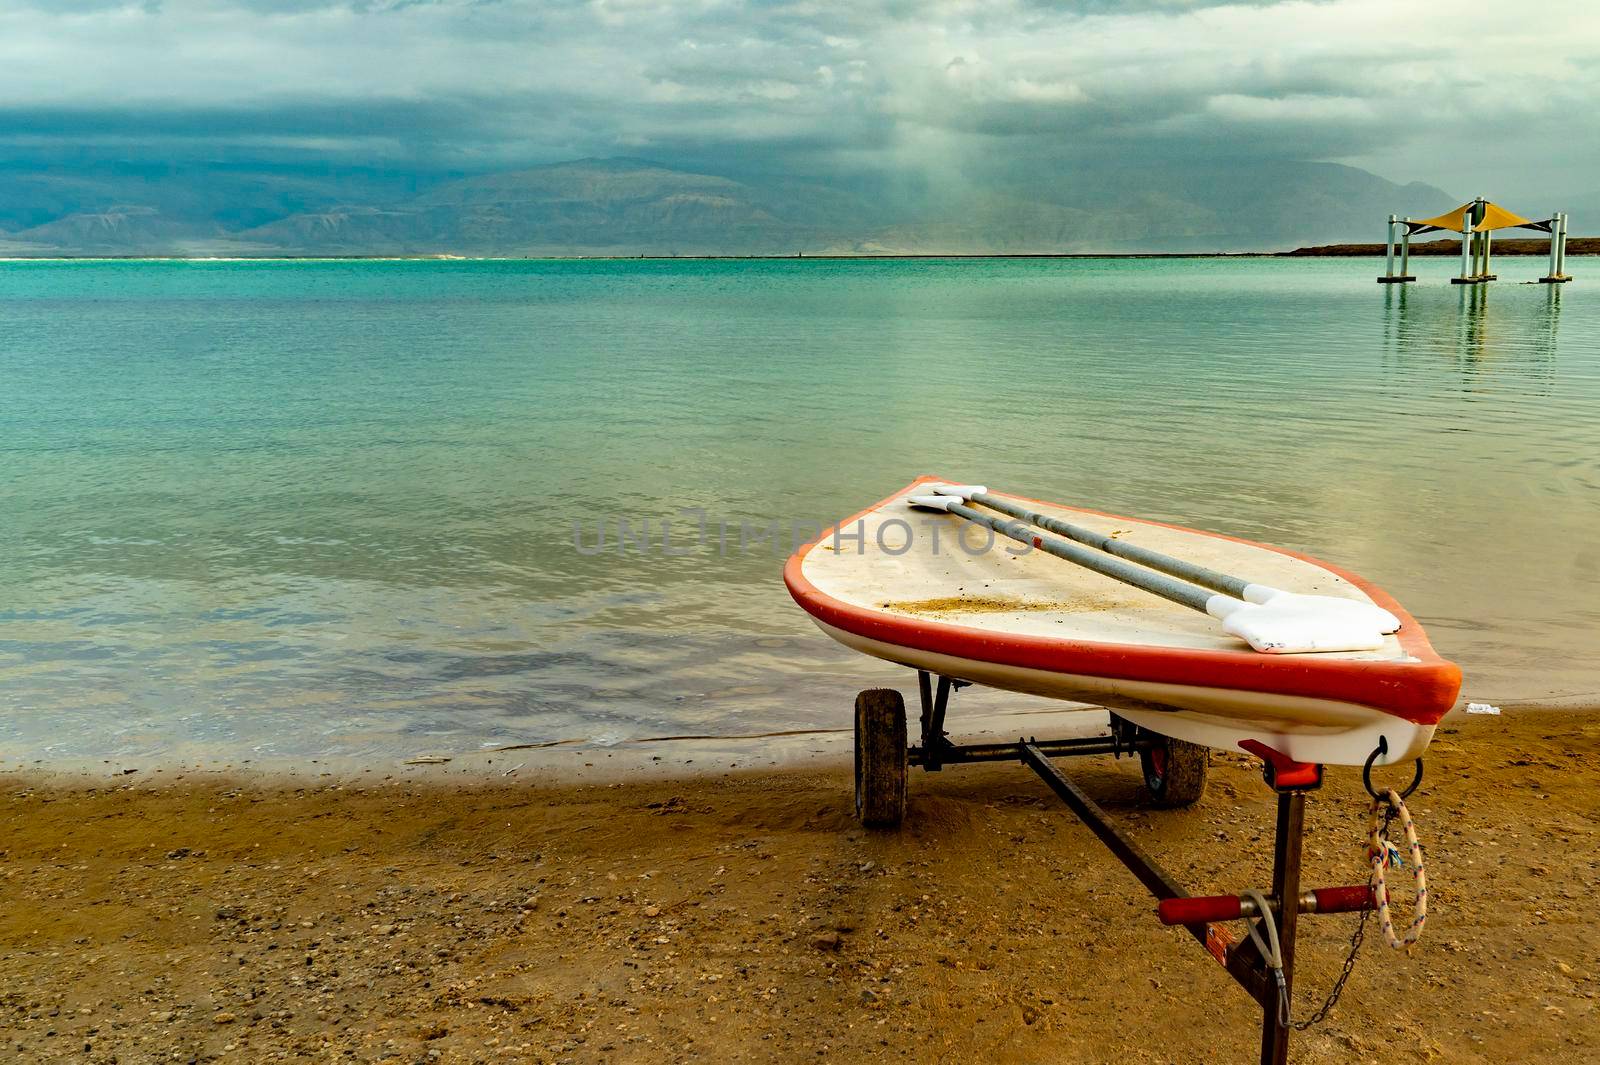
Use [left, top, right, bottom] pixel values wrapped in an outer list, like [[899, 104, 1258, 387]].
[[854, 688, 908, 828], [1139, 731, 1209, 808]]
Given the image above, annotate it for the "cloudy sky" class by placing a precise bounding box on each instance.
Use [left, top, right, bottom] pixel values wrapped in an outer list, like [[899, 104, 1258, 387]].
[[3, 0, 1597, 204]]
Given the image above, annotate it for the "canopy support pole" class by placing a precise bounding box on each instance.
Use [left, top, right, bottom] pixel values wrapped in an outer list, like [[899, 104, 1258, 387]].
[[1541, 212, 1574, 283], [1382, 214, 1420, 281], [1559, 213, 1570, 279], [1452, 202, 1488, 285]]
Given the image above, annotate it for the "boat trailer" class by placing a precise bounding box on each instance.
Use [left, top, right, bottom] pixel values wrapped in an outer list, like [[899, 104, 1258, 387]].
[[855, 671, 1410, 1065]]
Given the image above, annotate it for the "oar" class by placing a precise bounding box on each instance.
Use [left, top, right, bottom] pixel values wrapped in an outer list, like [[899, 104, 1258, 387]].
[[905, 494, 1393, 654], [930, 483, 1399, 633]]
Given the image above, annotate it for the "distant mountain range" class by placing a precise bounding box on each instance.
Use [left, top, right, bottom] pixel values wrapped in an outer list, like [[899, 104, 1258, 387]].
[[0, 157, 1469, 256]]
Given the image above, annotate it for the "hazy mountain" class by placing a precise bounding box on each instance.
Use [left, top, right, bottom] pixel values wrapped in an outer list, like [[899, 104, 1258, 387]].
[[229, 159, 860, 255], [847, 161, 1457, 253], [0, 157, 1456, 256]]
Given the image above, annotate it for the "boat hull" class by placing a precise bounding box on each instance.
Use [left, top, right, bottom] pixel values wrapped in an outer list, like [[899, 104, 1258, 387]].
[[813, 619, 1436, 764], [786, 476, 1461, 767]]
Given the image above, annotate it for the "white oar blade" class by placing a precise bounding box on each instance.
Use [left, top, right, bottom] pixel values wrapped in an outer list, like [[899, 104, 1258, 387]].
[[906, 495, 956, 511], [1240, 587, 1401, 634], [1218, 596, 1389, 654], [930, 484, 988, 500]]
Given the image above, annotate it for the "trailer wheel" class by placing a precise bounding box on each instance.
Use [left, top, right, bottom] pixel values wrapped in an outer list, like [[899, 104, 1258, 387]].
[[1139, 731, 1208, 808], [854, 688, 907, 828]]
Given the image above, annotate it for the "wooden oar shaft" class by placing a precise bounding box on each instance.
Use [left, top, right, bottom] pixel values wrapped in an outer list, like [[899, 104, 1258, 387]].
[[942, 501, 1216, 614], [968, 492, 1251, 600]]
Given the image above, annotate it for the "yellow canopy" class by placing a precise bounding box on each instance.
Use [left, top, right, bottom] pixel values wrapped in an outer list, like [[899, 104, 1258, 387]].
[[1410, 203, 1473, 233], [1471, 201, 1535, 233], [1407, 200, 1550, 234]]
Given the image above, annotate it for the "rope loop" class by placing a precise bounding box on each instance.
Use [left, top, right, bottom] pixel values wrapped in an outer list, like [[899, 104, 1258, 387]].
[[1367, 788, 1427, 949]]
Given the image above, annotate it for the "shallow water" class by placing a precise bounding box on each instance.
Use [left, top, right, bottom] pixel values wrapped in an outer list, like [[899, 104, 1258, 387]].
[[2, 257, 1596, 762]]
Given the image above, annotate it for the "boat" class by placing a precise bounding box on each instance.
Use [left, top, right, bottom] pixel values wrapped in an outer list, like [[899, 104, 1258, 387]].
[[785, 476, 1462, 767]]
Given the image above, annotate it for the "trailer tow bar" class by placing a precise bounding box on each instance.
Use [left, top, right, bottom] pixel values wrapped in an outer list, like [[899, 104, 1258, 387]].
[[1018, 739, 1374, 1065]]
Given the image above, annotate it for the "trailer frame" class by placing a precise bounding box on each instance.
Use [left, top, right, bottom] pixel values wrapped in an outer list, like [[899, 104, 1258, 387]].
[[860, 669, 1388, 1065]]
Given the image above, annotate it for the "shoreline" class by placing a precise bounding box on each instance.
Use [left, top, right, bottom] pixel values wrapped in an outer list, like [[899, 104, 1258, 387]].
[[6, 696, 1596, 785], [3, 707, 1596, 1063], [3, 248, 1593, 262], [0, 703, 1115, 786]]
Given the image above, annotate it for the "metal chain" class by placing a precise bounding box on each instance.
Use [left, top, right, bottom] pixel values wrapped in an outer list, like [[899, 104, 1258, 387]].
[[1291, 805, 1394, 1031], [1292, 900, 1368, 1030]]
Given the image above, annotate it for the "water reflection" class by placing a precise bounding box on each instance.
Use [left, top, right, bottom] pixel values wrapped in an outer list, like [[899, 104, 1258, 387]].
[[1538, 282, 1562, 356], [1382, 279, 1560, 386]]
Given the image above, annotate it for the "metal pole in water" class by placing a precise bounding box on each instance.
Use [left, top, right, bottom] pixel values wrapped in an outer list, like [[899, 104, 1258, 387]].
[[1383, 215, 1396, 278], [1400, 218, 1411, 278], [1469, 200, 1482, 278]]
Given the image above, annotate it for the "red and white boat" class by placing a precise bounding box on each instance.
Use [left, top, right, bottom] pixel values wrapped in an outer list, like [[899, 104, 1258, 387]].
[[785, 476, 1461, 767]]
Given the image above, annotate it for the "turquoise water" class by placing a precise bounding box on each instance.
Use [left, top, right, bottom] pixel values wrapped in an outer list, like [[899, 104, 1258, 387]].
[[2, 257, 1597, 763]]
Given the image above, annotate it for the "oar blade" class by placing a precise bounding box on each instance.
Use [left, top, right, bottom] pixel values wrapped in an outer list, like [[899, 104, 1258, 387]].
[[929, 484, 988, 500], [1243, 588, 1400, 634], [906, 495, 956, 511], [1219, 595, 1391, 654]]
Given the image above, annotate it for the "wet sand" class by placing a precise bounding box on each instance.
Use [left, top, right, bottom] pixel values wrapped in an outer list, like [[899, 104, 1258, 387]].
[[3, 708, 1597, 1064]]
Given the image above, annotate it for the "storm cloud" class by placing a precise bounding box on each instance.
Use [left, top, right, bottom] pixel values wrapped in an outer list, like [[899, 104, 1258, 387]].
[[2, 0, 1596, 203]]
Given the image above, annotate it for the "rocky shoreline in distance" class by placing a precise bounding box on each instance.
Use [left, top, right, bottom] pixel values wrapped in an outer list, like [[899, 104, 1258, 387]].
[[1283, 236, 1595, 257]]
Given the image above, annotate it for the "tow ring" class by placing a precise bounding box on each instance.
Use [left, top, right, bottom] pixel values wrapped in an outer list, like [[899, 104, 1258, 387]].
[[1362, 736, 1423, 801]]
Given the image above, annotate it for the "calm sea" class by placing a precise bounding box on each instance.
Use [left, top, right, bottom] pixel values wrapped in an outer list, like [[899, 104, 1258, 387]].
[[3, 257, 1596, 763]]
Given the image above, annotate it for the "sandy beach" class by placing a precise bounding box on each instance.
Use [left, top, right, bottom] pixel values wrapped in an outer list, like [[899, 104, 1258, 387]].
[[3, 707, 1596, 1064], [9, 6, 1600, 1065]]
